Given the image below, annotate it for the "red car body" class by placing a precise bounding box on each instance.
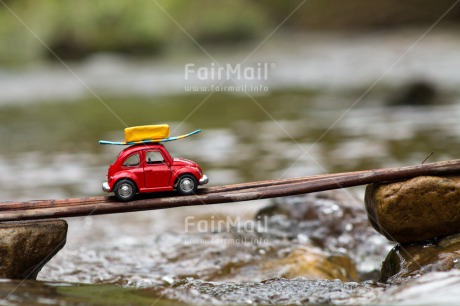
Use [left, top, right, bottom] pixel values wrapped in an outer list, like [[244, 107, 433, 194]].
[[102, 143, 208, 201]]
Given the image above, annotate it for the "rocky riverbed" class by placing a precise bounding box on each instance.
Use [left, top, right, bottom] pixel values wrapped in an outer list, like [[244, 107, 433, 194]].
[[35, 190, 393, 305], [2, 179, 460, 304]]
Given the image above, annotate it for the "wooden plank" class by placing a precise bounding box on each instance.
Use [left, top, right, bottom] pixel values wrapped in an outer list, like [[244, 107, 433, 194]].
[[1, 159, 460, 222]]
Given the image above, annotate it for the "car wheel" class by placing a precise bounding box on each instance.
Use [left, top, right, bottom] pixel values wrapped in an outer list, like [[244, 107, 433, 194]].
[[176, 174, 198, 195], [113, 179, 137, 202]]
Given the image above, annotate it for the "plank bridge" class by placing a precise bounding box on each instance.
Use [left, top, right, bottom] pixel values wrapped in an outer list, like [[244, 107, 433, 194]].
[[1, 160, 460, 222]]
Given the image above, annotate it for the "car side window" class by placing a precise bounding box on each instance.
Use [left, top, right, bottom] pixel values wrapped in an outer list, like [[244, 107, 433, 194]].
[[123, 153, 140, 167], [146, 151, 164, 164]]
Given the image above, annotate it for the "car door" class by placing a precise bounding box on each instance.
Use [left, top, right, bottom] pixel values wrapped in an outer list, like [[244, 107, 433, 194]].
[[121, 152, 144, 187], [143, 150, 172, 190]]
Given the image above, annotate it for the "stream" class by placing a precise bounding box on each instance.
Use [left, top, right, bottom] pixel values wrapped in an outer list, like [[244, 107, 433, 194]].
[[1, 30, 460, 305]]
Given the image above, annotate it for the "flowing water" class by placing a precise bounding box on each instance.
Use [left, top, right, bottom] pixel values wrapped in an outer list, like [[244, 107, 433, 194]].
[[1, 30, 460, 305]]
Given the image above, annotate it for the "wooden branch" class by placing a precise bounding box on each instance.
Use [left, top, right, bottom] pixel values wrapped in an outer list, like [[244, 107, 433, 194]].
[[1, 159, 460, 222]]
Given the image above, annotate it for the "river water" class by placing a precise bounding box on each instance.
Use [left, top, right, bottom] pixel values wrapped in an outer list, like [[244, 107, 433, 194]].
[[1, 30, 460, 305]]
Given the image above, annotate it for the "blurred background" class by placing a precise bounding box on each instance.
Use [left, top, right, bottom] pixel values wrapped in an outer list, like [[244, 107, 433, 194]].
[[0, 0, 459, 300], [1, 0, 460, 201]]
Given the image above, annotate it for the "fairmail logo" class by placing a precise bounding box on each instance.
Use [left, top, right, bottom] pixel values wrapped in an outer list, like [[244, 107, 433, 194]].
[[184, 62, 276, 81], [184, 215, 269, 233]]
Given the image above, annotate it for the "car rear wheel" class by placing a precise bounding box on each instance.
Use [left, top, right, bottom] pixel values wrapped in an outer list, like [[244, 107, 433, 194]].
[[114, 179, 137, 202], [176, 174, 198, 195]]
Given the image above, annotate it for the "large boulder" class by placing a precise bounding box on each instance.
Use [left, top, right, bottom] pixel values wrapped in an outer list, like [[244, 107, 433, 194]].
[[0, 219, 67, 279], [365, 176, 460, 243]]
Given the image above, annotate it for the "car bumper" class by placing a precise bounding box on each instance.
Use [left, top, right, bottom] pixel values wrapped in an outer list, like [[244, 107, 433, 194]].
[[199, 175, 209, 185], [102, 182, 111, 192]]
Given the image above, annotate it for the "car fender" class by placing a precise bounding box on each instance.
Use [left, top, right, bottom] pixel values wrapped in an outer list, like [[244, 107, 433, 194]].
[[110, 171, 139, 189], [172, 168, 200, 185]]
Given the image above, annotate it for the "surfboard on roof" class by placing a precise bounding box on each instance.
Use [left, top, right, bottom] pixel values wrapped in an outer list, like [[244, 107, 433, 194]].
[[99, 124, 201, 145]]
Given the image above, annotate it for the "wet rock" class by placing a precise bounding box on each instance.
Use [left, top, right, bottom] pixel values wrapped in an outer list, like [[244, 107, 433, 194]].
[[263, 247, 359, 282], [380, 233, 460, 283], [387, 80, 438, 106], [365, 176, 460, 244], [0, 219, 67, 280]]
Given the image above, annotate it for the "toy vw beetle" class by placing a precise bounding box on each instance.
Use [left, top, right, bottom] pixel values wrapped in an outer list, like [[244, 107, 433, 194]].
[[100, 124, 208, 201]]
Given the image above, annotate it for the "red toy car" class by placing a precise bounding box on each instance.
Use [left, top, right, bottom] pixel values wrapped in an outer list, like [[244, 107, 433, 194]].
[[102, 143, 208, 201]]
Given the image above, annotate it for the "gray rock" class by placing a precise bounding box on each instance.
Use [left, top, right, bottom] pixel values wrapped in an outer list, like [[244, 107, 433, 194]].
[[0, 219, 67, 279], [365, 176, 460, 243]]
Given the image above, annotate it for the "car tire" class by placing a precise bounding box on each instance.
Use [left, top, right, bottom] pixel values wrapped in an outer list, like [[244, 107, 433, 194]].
[[176, 174, 198, 195], [113, 179, 137, 202]]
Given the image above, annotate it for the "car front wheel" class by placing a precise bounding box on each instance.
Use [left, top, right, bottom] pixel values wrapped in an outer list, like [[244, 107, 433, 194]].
[[113, 179, 137, 202], [176, 174, 198, 195]]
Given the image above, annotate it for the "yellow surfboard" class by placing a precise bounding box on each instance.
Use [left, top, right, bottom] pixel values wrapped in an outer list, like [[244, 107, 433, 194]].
[[99, 125, 201, 145]]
